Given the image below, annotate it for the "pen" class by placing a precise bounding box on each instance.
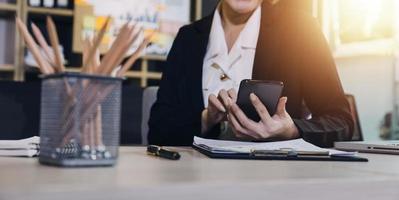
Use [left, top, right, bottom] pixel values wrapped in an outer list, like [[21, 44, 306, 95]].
[[147, 145, 181, 160]]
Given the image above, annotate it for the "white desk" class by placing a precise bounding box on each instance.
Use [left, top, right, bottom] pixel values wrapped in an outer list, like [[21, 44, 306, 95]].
[[1, 147, 399, 200]]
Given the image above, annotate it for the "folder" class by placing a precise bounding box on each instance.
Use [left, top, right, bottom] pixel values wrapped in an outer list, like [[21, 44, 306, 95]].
[[193, 137, 368, 162]]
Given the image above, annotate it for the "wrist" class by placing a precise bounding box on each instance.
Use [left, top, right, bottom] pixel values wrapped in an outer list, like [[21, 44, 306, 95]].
[[201, 109, 214, 135], [287, 121, 300, 139]]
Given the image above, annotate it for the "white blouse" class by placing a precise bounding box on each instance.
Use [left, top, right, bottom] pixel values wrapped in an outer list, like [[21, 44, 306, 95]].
[[202, 6, 261, 107]]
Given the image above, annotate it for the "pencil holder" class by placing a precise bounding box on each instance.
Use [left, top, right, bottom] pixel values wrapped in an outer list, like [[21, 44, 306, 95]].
[[39, 73, 122, 167]]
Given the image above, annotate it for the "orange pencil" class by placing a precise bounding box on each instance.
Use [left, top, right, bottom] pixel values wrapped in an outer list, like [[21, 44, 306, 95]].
[[96, 23, 130, 75], [83, 16, 110, 69], [31, 22, 55, 67], [117, 33, 153, 77], [15, 17, 53, 74], [46, 16, 65, 72]]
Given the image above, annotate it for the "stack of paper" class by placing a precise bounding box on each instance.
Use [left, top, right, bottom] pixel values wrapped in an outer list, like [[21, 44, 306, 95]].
[[193, 136, 356, 156], [0, 137, 40, 157]]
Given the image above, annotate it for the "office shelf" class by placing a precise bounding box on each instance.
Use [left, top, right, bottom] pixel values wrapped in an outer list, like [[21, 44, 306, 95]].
[[0, 0, 203, 87], [65, 68, 162, 79], [125, 71, 162, 79], [0, 64, 14, 72], [0, 2, 17, 12], [142, 55, 167, 62], [27, 7, 73, 16]]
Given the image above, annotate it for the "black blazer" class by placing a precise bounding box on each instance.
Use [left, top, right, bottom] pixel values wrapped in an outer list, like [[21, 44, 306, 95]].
[[148, 3, 354, 147]]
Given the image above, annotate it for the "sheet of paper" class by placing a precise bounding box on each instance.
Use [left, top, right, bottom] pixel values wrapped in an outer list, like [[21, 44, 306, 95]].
[[0, 149, 38, 157], [0, 136, 39, 150], [193, 136, 355, 156], [0, 136, 40, 157]]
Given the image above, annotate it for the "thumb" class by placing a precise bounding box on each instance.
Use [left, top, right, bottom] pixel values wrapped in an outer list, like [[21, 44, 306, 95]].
[[276, 97, 287, 116]]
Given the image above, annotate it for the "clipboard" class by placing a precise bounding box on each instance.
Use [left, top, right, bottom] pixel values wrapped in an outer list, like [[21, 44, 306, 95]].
[[193, 144, 369, 162]]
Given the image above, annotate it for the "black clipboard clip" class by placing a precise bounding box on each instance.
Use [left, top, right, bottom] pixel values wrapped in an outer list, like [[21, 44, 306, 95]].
[[250, 148, 330, 158]]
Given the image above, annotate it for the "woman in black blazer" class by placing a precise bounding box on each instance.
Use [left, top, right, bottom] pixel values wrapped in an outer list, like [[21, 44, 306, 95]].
[[148, 0, 354, 147]]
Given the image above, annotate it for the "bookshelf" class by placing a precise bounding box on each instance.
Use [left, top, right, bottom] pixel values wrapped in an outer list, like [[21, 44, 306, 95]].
[[0, 0, 202, 87], [0, 64, 14, 72], [0, 2, 17, 11], [27, 6, 74, 16], [0, 1, 23, 81]]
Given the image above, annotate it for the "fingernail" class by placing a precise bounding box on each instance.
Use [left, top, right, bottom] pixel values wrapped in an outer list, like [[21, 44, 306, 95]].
[[250, 93, 256, 101], [220, 106, 226, 113]]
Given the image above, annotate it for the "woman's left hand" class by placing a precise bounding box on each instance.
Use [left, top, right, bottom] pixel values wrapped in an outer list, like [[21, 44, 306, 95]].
[[227, 93, 300, 141]]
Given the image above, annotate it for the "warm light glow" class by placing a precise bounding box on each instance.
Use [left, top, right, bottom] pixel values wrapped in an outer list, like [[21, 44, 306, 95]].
[[334, 0, 397, 44], [342, 0, 382, 37]]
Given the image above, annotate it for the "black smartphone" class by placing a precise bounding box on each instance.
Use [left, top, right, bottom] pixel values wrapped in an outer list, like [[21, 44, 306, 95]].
[[236, 79, 284, 122]]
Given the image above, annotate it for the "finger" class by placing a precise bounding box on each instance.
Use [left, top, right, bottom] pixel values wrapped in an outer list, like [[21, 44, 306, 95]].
[[228, 114, 261, 139], [218, 89, 232, 108], [230, 103, 258, 131], [227, 88, 237, 102], [276, 97, 288, 116], [250, 93, 272, 121], [227, 114, 257, 139], [209, 94, 226, 113]]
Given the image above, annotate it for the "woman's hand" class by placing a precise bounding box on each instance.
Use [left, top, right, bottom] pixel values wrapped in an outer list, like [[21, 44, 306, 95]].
[[201, 89, 237, 134], [227, 93, 300, 140]]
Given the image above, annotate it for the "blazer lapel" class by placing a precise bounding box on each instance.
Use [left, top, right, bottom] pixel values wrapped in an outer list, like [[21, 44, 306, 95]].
[[253, 3, 281, 80], [190, 15, 213, 112]]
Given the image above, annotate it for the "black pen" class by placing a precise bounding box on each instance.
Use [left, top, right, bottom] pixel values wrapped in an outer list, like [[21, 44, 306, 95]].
[[147, 145, 181, 160]]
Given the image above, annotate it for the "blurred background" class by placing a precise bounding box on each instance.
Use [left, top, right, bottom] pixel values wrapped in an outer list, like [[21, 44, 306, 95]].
[[0, 0, 398, 143]]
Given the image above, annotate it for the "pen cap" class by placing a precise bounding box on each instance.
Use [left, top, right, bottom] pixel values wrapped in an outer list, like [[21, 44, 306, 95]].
[[158, 149, 181, 160], [39, 72, 122, 167]]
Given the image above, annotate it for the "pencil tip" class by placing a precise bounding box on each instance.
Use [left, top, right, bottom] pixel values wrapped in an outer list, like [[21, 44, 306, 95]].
[[46, 15, 52, 23]]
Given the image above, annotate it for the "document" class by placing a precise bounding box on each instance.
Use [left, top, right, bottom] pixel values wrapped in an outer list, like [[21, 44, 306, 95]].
[[193, 136, 355, 156], [0, 136, 40, 157]]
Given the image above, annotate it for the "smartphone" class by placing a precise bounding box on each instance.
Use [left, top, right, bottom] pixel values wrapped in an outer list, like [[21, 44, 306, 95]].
[[236, 79, 284, 122]]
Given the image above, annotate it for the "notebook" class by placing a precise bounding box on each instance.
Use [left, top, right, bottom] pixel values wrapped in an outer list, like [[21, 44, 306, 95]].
[[0, 136, 40, 157]]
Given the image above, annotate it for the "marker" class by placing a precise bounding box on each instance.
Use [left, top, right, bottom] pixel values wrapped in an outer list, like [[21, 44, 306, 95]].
[[147, 145, 181, 160]]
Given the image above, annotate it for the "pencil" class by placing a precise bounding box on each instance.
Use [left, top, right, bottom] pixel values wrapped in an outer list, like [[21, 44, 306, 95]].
[[31, 22, 55, 67], [81, 38, 92, 73], [46, 16, 65, 72], [107, 26, 141, 76], [105, 24, 138, 75], [83, 16, 110, 70], [117, 33, 153, 77], [94, 105, 103, 148], [89, 116, 95, 153], [97, 24, 127, 75], [31, 21, 74, 97], [15, 17, 54, 74], [96, 22, 130, 75]]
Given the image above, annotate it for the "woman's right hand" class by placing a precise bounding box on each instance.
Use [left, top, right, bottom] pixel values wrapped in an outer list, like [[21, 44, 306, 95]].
[[201, 89, 237, 134]]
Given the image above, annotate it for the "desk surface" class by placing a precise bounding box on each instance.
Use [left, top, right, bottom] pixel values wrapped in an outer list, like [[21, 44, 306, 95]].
[[1, 147, 399, 200]]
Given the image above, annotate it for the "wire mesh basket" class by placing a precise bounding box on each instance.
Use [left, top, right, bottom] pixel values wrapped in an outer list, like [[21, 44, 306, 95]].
[[39, 73, 122, 167]]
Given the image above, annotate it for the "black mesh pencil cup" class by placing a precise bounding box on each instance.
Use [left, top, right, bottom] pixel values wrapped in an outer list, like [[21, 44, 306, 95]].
[[39, 73, 122, 167]]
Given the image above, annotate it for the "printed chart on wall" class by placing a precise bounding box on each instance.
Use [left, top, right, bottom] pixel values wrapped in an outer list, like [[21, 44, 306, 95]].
[[73, 0, 191, 57]]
